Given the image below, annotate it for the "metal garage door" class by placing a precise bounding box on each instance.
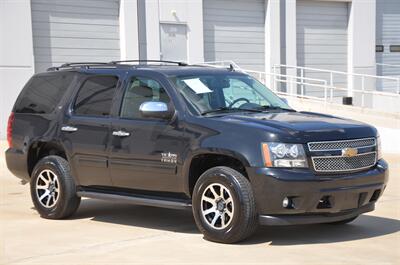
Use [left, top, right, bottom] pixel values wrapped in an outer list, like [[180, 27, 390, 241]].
[[31, 0, 120, 72], [297, 0, 348, 96], [203, 0, 265, 71], [376, 0, 400, 91]]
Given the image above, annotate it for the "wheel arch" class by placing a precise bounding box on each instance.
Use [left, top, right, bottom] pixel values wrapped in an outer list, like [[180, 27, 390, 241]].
[[27, 140, 69, 177], [183, 148, 251, 197]]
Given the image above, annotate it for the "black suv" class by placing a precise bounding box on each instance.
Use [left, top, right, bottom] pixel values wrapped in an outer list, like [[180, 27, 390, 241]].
[[6, 61, 388, 243]]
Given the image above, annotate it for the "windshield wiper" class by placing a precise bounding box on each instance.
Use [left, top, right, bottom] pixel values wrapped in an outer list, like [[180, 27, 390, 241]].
[[201, 105, 295, 116], [201, 107, 263, 116], [258, 105, 296, 112]]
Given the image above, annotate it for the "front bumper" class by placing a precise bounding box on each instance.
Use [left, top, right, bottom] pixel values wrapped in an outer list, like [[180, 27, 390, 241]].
[[247, 159, 389, 225], [259, 203, 374, 226]]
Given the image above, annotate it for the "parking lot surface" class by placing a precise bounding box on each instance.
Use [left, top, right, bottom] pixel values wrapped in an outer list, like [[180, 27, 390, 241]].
[[1, 141, 399, 265]]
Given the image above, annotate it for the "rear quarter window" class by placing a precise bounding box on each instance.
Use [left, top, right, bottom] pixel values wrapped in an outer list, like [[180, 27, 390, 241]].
[[15, 73, 75, 114]]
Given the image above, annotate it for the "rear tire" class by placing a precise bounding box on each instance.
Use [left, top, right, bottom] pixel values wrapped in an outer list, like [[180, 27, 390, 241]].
[[30, 155, 81, 219], [192, 166, 258, 244]]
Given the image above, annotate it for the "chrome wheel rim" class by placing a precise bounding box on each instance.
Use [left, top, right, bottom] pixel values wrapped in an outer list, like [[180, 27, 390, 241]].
[[200, 183, 234, 230], [35, 169, 60, 208]]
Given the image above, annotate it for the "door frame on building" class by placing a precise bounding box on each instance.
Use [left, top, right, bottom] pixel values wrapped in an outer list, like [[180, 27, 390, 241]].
[[159, 22, 188, 62]]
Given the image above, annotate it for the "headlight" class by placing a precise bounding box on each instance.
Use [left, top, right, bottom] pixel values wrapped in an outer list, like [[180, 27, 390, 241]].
[[261, 143, 308, 168], [377, 135, 382, 160]]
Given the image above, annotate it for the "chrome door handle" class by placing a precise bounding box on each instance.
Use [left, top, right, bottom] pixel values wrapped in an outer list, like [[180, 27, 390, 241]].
[[112, 130, 130, 137], [61, 126, 78, 132]]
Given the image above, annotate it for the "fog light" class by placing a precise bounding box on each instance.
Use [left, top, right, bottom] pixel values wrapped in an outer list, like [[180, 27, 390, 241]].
[[282, 197, 293, 209]]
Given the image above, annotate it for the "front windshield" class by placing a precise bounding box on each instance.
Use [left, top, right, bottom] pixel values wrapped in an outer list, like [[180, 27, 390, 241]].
[[169, 73, 292, 115]]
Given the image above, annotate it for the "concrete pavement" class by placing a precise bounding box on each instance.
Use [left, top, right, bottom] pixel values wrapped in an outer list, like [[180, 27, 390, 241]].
[[1, 141, 399, 265]]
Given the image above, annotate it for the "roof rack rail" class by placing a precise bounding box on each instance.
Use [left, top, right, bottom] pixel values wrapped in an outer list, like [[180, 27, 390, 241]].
[[193, 61, 243, 72], [109, 59, 188, 66], [46, 60, 190, 72], [47, 62, 111, 71], [60, 62, 109, 68]]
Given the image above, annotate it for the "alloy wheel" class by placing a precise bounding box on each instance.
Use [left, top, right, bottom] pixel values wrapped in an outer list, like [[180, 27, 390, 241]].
[[200, 183, 235, 230], [35, 169, 60, 208]]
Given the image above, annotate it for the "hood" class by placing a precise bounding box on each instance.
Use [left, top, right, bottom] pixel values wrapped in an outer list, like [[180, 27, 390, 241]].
[[216, 111, 377, 142]]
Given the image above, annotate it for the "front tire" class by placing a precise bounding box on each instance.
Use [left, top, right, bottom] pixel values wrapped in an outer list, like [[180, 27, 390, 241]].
[[192, 166, 258, 243], [30, 155, 81, 219]]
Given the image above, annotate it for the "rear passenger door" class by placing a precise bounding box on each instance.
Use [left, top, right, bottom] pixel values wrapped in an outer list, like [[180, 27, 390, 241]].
[[61, 74, 120, 187], [109, 75, 184, 193]]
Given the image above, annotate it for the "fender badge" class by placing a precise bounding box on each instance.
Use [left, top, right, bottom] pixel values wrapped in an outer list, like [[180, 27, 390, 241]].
[[161, 152, 177, 164]]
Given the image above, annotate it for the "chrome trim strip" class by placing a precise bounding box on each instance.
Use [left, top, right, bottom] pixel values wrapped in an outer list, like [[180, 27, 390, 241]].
[[311, 151, 377, 173], [308, 137, 376, 152]]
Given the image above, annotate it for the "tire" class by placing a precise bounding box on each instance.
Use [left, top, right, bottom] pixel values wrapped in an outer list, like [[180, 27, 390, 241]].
[[30, 155, 81, 219], [325, 215, 359, 225], [192, 166, 258, 244]]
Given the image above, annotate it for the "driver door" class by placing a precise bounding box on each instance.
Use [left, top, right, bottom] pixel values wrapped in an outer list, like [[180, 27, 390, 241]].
[[109, 75, 184, 193]]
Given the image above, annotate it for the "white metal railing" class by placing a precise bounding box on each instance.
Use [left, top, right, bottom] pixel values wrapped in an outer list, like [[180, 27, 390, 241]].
[[193, 61, 400, 113], [244, 69, 400, 112], [376, 63, 400, 90], [246, 70, 327, 99], [273, 64, 400, 95], [246, 70, 334, 102]]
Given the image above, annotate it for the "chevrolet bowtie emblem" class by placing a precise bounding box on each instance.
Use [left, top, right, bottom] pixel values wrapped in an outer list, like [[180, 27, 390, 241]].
[[342, 148, 358, 157]]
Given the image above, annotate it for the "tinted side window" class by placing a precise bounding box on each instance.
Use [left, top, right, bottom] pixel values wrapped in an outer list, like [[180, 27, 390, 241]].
[[120, 77, 170, 119], [15, 73, 74, 114], [74, 76, 118, 117]]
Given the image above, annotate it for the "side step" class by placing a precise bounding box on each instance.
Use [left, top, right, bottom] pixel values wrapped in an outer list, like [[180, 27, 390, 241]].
[[77, 191, 192, 210]]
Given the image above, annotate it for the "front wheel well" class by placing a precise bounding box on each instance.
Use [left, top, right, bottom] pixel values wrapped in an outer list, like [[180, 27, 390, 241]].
[[27, 141, 67, 177], [188, 154, 248, 196]]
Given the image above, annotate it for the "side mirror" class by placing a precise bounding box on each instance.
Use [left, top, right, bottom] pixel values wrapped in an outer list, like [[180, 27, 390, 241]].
[[139, 101, 174, 119]]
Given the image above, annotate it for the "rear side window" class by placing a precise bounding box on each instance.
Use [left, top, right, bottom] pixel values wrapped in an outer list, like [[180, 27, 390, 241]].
[[15, 73, 74, 114], [74, 76, 118, 117]]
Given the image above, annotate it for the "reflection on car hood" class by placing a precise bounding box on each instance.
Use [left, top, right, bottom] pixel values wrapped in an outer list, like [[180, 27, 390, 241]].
[[216, 111, 377, 141]]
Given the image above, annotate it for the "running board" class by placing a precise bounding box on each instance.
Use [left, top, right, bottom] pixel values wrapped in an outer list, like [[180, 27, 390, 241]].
[[77, 191, 192, 210]]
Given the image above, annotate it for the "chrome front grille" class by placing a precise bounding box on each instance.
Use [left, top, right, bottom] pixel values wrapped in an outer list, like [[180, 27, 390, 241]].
[[308, 138, 377, 173], [308, 138, 376, 151], [312, 152, 377, 173]]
